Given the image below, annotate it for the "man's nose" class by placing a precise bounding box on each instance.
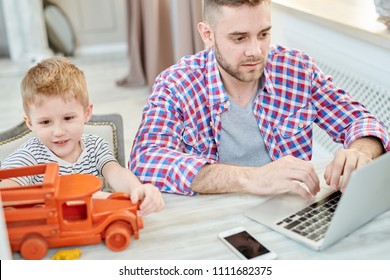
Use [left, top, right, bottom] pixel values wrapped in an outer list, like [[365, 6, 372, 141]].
[[245, 38, 262, 57]]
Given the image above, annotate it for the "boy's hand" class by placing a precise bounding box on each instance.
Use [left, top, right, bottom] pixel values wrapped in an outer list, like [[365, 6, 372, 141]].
[[130, 183, 165, 216]]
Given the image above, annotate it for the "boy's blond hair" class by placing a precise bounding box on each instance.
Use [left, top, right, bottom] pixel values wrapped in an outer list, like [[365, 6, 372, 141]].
[[21, 56, 89, 116]]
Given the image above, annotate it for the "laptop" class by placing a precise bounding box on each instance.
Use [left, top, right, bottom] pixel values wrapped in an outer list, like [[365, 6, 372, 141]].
[[245, 152, 390, 251]]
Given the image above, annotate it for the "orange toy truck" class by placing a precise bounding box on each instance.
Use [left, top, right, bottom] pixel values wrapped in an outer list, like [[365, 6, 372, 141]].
[[0, 163, 143, 260]]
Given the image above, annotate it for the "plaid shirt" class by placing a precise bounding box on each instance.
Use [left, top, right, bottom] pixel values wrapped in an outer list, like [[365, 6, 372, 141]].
[[130, 45, 390, 195]]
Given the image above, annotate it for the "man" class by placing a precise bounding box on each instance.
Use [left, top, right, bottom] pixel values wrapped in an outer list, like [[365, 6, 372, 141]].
[[130, 0, 389, 198]]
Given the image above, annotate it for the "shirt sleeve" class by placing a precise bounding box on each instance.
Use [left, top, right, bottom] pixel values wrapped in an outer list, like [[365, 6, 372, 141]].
[[1, 149, 38, 185], [309, 58, 390, 151], [129, 80, 208, 196], [90, 136, 118, 175]]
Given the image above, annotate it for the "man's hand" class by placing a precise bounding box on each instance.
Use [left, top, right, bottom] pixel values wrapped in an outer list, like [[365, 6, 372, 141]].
[[324, 148, 371, 192], [249, 155, 321, 199], [192, 155, 320, 199], [324, 137, 385, 192]]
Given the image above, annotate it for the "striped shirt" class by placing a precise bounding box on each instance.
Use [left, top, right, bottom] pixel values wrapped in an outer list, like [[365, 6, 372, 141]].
[[1, 134, 116, 185], [129, 45, 390, 196]]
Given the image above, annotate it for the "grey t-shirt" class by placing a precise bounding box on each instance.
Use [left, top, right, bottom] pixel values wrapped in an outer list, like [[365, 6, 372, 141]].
[[219, 94, 272, 167]]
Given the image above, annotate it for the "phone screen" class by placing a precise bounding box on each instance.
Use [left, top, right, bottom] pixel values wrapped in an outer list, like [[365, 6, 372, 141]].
[[224, 230, 270, 259]]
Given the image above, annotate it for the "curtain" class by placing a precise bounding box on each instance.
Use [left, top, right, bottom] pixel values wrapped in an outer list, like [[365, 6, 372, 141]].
[[117, 0, 204, 89]]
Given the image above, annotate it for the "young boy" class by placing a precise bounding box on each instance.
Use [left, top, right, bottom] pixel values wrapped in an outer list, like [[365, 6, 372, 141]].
[[0, 56, 164, 216]]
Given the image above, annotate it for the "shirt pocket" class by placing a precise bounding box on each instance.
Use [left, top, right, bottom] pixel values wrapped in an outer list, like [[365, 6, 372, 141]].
[[277, 104, 317, 138], [182, 127, 209, 153]]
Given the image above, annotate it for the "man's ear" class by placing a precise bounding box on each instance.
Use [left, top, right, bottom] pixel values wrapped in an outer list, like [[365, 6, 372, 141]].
[[197, 22, 214, 49], [23, 115, 34, 131], [84, 103, 93, 123]]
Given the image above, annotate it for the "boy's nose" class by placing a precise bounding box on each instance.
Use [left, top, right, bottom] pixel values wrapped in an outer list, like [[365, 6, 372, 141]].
[[52, 125, 65, 136]]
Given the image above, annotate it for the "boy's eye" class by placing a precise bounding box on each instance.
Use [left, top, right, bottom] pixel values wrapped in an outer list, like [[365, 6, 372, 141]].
[[64, 116, 75, 121], [40, 120, 51, 125]]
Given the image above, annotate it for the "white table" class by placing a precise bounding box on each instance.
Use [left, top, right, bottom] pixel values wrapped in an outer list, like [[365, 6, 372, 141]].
[[11, 160, 390, 260]]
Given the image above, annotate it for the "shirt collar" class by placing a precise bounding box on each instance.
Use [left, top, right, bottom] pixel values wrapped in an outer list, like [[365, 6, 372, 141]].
[[263, 66, 276, 95]]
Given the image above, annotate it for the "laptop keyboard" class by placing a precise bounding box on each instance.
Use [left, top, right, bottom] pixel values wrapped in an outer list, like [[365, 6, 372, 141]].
[[276, 191, 342, 242]]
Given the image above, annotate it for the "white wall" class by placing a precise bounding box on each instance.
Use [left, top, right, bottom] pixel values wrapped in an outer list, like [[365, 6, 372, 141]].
[[49, 0, 127, 55], [0, 0, 127, 59], [0, 0, 9, 57]]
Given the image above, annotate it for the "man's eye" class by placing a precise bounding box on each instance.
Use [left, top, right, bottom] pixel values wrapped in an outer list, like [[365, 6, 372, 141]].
[[232, 36, 245, 43], [259, 32, 270, 39]]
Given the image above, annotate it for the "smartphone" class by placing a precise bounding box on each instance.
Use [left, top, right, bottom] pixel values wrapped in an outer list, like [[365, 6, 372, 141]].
[[218, 227, 277, 260]]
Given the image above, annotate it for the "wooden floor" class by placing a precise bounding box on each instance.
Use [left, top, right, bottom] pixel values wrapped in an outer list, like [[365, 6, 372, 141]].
[[0, 52, 149, 158]]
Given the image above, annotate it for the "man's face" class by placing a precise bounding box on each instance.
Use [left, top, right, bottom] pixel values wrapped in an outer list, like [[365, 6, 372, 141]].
[[210, 2, 271, 83]]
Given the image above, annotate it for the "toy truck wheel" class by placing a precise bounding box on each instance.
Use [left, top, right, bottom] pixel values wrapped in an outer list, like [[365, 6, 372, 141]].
[[105, 221, 131, 251], [20, 234, 48, 260]]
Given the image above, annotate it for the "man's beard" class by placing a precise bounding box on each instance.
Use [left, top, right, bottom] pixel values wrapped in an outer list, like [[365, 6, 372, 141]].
[[214, 40, 265, 83]]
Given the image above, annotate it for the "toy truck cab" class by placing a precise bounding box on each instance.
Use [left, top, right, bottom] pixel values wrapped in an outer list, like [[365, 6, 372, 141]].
[[0, 163, 143, 259]]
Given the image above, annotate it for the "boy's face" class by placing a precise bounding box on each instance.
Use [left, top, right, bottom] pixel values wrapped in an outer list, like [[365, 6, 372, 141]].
[[24, 96, 92, 163]]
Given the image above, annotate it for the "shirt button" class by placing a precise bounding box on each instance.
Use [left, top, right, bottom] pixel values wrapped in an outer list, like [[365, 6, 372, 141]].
[[298, 122, 304, 129]]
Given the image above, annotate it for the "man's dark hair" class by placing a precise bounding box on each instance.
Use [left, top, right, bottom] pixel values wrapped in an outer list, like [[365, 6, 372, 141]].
[[203, 0, 269, 26]]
